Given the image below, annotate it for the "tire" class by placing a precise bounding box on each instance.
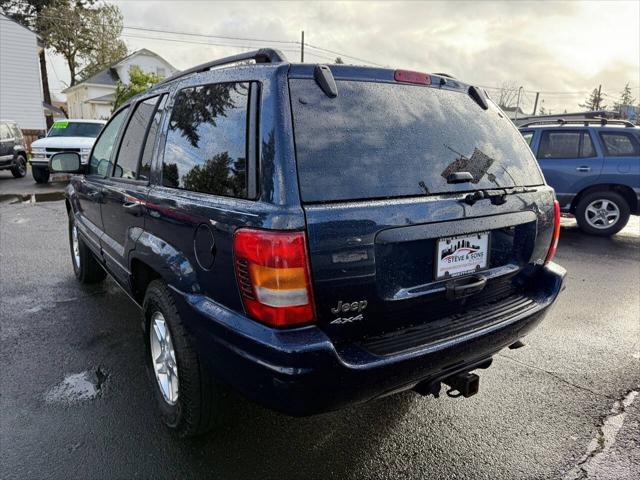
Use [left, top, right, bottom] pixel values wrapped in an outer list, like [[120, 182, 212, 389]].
[[143, 279, 227, 437], [10, 154, 27, 178], [68, 214, 106, 284], [32, 166, 50, 184], [575, 190, 630, 236]]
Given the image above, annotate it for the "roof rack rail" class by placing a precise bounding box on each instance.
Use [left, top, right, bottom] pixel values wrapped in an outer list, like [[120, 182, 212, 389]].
[[519, 117, 636, 128], [157, 48, 287, 86]]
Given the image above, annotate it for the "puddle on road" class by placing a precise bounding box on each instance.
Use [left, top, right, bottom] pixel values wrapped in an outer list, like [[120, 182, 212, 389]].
[[0, 191, 66, 205], [44, 368, 108, 405]]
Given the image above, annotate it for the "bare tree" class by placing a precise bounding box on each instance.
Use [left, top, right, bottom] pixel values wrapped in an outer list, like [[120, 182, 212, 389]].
[[497, 81, 520, 109]]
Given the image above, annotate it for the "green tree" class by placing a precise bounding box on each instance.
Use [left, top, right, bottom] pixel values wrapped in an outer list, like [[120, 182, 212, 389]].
[[579, 87, 607, 111], [37, 1, 92, 85], [612, 83, 636, 114], [78, 3, 127, 80], [113, 66, 162, 110], [168, 83, 238, 147], [37, 1, 126, 86], [181, 152, 246, 197]]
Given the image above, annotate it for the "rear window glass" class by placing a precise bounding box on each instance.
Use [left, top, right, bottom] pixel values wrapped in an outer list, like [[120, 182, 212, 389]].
[[290, 79, 544, 202]]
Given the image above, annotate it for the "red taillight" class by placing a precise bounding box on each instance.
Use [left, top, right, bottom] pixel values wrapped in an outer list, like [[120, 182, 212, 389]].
[[233, 229, 315, 327], [545, 200, 561, 264], [394, 69, 431, 85]]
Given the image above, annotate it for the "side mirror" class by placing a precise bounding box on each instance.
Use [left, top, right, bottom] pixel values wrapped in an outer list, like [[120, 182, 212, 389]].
[[49, 152, 82, 173]]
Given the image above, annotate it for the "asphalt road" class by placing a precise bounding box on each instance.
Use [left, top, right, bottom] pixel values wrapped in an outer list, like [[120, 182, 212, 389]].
[[1, 200, 638, 480], [0, 166, 69, 200]]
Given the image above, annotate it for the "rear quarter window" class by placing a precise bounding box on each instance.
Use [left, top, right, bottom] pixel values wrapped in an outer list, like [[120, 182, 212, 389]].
[[521, 130, 534, 146], [162, 82, 249, 198], [290, 79, 544, 202], [599, 132, 640, 156]]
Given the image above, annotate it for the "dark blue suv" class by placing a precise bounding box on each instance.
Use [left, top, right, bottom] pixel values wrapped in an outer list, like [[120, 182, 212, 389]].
[[520, 119, 640, 236], [50, 49, 565, 437]]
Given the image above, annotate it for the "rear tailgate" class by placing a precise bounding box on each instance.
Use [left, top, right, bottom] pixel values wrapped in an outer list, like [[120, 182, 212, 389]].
[[289, 70, 555, 345]]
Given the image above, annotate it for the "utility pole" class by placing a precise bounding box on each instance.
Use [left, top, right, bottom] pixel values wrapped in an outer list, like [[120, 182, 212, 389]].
[[532, 92, 540, 116], [514, 86, 524, 121], [301, 30, 305, 63], [595, 84, 602, 110]]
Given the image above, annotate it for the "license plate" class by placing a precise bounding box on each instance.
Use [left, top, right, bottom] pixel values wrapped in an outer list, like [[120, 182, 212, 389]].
[[436, 232, 489, 279]]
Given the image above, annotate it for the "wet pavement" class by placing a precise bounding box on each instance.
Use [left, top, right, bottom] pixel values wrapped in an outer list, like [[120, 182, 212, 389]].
[[1, 201, 638, 480], [0, 166, 69, 203]]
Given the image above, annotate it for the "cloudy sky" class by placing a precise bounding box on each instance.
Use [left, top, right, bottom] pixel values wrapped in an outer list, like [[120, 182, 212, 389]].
[[47, 0, 639, 113]]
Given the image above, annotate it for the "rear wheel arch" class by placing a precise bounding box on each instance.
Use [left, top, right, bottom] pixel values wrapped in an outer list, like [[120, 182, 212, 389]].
[[570, 184, 636, 214], [131, 231, 202, 296], [130, 258, 162, 304]]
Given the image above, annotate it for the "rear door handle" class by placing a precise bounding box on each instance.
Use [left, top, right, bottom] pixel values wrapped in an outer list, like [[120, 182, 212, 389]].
[[576, 166, 591, 172], [123, 202, 145, 216]]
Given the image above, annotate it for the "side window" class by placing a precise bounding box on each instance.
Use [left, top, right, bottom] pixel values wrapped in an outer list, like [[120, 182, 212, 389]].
[[521, 131, 534, 146], [89, 107, 130, 176], [162, 82, 249, 198], [580, 132, 596, 158], [112, 96, 160, 180], [10, 124, 22, 140], [0, 123, 11, 140], [537, 131, 581, 159], [139, 95, 167, 181], [599, 132, 640, 157]]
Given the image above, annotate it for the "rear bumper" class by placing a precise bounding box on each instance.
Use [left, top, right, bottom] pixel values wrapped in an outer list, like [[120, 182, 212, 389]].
[[172, 262, 566, 416]]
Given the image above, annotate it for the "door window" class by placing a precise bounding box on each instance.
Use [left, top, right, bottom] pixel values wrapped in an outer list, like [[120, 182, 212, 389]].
[[538, 131, 581, 158], [599, 132, 640, 157], [10, 124, 23, 141], [112, 96, 160, 180], [162, 82, 249, 198], [89, 107, 130, 176], [139, 95, 167, 181], [579, 132, 596, 157]]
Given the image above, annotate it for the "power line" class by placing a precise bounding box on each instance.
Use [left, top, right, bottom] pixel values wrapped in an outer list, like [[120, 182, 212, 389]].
[[121, 33, 301, 54], [33, 13, 384, 67], [123, 25, 298, 46]]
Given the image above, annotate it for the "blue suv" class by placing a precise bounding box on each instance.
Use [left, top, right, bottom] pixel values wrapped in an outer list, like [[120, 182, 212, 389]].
[[520, 119, 640, 236], [49, 49, 565, 437]]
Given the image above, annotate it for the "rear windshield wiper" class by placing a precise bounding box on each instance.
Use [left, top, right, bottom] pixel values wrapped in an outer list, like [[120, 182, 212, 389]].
[[446, 171, 474, 184], [463, 187, 538, 206]]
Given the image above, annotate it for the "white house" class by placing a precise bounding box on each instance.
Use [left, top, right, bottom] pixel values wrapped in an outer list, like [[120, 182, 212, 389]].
[[63, 49, 177, 120], [0, 14, 46, 132]]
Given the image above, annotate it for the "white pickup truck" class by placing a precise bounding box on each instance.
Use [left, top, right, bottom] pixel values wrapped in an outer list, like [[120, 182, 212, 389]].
[[30, 119, 106, 183]]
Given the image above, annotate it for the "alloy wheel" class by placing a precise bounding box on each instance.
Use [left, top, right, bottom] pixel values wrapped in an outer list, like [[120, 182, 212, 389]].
[[71, 223, 80, 269], [150, 311, 179, 405], [585, 199, 620, 229]]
